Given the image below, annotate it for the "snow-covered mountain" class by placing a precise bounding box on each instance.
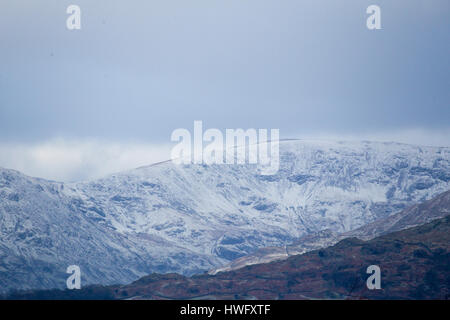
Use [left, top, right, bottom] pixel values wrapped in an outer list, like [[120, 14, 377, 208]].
[[1, 140, 449, 292]]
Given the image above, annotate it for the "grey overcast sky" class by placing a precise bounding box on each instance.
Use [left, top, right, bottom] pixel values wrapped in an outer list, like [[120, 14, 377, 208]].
[[0, 0, 449, 180]]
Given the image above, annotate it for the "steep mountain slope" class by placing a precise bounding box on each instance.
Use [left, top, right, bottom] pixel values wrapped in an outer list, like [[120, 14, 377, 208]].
[[7, 215, 450, 300], [349, 188, 450, 239], [210, 189, 450, 274], [1, 140, 449, 292], [0, 169, 221, 292]]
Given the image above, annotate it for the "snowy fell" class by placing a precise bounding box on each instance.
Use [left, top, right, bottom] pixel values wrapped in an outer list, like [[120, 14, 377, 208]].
[[0, 140, 449, 292]]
